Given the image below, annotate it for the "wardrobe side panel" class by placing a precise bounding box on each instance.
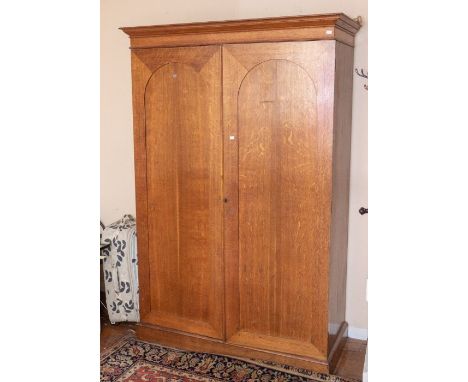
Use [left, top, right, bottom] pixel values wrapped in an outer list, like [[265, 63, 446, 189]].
[[328, 42, 355, 351]]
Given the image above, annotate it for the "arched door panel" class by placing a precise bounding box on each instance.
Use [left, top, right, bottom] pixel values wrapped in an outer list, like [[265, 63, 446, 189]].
[[143, 47, 224, 339], [223, 42, 334, 360]]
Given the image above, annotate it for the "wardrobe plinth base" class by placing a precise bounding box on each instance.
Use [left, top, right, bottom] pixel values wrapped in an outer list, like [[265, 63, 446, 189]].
[[135, 322, 333, 374]]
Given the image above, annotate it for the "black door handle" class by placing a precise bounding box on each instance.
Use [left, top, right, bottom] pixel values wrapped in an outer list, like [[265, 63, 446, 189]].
[[359, 207, 368, 215]]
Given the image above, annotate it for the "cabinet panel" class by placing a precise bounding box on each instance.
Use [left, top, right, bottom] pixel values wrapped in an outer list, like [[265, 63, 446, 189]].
[[223, 42, 335, 359], [238, 59, 317, 340], [137, 46, 224, 339]]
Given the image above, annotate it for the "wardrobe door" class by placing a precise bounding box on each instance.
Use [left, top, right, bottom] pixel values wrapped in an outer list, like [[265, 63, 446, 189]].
[[223, 41, 335, 360], [131, 46, 224, 339]]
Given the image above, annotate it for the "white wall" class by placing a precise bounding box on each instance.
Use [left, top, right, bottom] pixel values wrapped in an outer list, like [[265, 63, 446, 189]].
[[101, 0, 368, 332]]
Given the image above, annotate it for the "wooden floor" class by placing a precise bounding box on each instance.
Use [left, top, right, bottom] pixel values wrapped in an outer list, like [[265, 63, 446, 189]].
[[334, 337, 367, 381], [101, 323, 367, 381]]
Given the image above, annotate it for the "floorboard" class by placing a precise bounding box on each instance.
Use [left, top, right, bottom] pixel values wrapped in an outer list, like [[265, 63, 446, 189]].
[[334, 337, 367, 381]]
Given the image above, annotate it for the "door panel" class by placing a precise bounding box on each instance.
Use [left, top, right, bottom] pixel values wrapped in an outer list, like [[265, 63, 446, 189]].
[[238, 59, 317, 340], [223, 42, 335, 359], [139, 46, 223, 339]]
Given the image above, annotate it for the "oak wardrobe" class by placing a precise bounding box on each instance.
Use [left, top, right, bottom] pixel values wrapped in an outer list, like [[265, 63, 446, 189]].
[[122, 13, 360, 373]]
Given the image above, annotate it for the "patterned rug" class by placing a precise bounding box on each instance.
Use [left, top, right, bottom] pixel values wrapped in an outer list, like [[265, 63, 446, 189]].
[[100, 335, 358, 382]]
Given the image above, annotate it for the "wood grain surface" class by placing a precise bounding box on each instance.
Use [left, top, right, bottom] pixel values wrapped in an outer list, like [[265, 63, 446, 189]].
[[223, 41, 336, 360], [121, 13, 360, 48], [133, 46, 224, 339], [328, 42, 355, 351], [124, 15, 359, 372]]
